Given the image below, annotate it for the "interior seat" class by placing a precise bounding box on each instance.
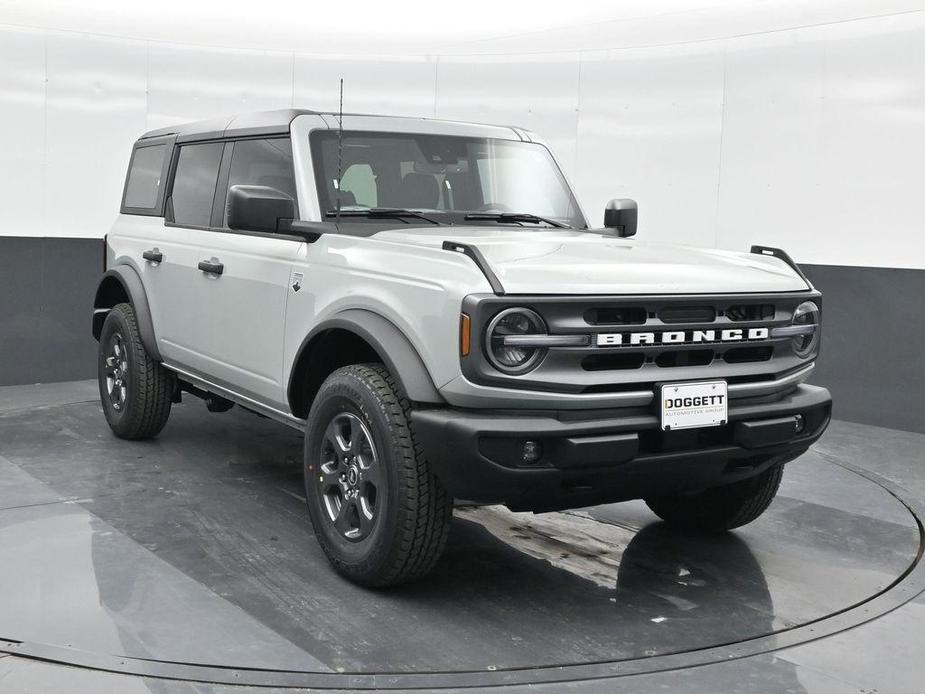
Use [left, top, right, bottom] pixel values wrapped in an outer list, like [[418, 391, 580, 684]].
[[324, 181, 357, 210], [396, 173, 439, 209], [444, 172, 479, 210]]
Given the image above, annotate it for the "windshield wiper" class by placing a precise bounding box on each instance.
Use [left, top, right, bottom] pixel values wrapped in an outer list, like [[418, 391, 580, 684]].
[[464, 212, 571, 229], [325, 208, 444, 225]]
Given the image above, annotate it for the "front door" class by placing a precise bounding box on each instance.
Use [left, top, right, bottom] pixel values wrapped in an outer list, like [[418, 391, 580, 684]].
[[185, 228, 298, 408], [157, 138, 300, 409]]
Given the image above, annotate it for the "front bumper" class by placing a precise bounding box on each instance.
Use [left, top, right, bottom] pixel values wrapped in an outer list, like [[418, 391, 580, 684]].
[[411, 384, 832, 512]]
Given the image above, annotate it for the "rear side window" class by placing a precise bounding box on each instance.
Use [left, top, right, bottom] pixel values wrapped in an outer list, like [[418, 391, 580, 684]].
[[171, 142, 224, 227], [123, 143, 167, 212], [221, 138, 296, 227]]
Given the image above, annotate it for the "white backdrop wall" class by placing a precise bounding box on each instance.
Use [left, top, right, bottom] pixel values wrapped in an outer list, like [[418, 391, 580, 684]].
[[2, 5, 925, 269]]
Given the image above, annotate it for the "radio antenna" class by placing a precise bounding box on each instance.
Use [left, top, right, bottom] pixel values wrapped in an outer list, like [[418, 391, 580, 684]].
[[335, 78, 344, 225]]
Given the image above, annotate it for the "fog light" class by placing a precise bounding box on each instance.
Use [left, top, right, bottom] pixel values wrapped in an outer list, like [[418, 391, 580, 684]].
[[522, 440, 543, 464], [794, 414, 805, 434]]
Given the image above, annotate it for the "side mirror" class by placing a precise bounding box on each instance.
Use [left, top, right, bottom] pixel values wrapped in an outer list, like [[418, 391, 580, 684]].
[[227, 185, 295, 233], [603, 198, 638, 238]]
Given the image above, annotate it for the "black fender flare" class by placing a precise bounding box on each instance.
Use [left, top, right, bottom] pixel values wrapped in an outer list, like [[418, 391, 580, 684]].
[[288, 309, 444, 410], [92, 266, 162, 361]]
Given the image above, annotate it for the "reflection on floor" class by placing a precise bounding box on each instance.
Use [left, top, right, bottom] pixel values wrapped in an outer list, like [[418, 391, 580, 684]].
[[0, 381, 921, 693]]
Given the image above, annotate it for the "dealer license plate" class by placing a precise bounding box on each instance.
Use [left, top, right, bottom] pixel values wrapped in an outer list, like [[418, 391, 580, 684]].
[[660, 381, 728, 431]]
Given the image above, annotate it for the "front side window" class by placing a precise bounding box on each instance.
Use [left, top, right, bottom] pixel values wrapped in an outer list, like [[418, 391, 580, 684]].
[[310, 132, 585, 228], [222, 138, 296, 227], [171, 142, 223, 227], [123, 144, 167, 210]]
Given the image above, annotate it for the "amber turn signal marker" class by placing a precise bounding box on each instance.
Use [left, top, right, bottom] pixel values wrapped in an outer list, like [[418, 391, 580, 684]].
[[460, 314, 471, 357]]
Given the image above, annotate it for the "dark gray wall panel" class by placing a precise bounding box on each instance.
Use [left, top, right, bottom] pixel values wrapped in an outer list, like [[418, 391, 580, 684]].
[[804, 264, 925, 435], [0, 237, 101, 387], [0, 238, 922, 434]]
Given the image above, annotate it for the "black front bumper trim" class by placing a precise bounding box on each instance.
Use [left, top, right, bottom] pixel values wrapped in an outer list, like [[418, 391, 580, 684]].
[[411, 384, 832, 512]]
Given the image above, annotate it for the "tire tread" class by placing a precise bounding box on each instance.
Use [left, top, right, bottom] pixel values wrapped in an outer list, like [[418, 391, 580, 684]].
[[307, 363, 452, 586], [100, 303, 173, 440]]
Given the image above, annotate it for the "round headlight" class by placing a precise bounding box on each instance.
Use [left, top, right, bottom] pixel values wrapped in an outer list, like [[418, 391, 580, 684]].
[[485, 308, 547, 374], [791, 300, 820, 357]]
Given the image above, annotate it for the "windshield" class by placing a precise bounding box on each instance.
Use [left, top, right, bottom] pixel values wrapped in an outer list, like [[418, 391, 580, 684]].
[[310, 131, 586, 228]]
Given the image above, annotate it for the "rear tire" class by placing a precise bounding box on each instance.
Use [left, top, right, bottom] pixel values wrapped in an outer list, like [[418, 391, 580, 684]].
[[304, 363, 453, 587], [97, 302, 174, 440], [644, 463, 784, 532]]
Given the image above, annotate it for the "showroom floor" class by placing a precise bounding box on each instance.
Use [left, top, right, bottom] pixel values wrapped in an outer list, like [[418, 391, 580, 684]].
[[0, 381, 921, 693]]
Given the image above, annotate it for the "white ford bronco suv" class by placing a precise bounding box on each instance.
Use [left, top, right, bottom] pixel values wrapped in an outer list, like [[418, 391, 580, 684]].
[[93, 109, 832, 586]]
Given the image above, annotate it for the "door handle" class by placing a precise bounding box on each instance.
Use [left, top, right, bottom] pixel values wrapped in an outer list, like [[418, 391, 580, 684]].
[[142, 248, 163, 263], [198, 259, 224, 276]]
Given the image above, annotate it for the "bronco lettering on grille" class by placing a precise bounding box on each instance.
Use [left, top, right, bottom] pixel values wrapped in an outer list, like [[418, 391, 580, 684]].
[[596, 327, 769, 347]]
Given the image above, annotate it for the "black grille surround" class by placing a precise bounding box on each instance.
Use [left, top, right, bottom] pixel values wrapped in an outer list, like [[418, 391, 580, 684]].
[[461, 291, 821, 396]]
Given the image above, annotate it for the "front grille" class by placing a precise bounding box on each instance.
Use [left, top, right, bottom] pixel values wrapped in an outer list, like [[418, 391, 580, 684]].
[[658, 305, 716, 323], [727, 304, 775, 321], [584, 307, 647, 325], [724, 346, 774, 363], [655, 349, 714, 368], [462, 291, 820, 398], [582, 353, 645, 371], [580, 345, 773, 373]]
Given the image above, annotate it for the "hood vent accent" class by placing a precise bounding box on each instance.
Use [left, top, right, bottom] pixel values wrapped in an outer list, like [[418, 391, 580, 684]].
[[442, 240, 505, 295]]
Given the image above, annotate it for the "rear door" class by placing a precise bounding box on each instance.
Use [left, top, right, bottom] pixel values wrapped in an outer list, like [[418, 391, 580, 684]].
[[139, 141, 224, 372], [167, 137, 301, 408], [141, 141, 221, 371]]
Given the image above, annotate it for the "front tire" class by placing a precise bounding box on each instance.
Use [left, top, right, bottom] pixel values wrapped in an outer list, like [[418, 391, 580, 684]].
[[644, 463, 784, 532], [304, 364, 453, 587], [97, 302, 174, 440]]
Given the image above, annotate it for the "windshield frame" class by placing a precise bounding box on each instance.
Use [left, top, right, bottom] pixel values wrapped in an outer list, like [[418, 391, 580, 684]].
[[306, 128, 588, 229]]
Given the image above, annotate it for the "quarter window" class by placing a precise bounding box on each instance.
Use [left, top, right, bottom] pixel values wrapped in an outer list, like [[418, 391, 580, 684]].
[[123, 144, 167, 210], [171, 142, 224, 227]]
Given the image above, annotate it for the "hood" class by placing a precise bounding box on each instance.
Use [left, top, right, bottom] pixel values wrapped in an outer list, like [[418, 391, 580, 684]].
[[372, 227, 809, 295]]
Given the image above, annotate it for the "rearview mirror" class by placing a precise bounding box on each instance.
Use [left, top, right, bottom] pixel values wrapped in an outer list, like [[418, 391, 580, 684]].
[[227, 185, 295, 233], [603, 199, 638, 238]]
